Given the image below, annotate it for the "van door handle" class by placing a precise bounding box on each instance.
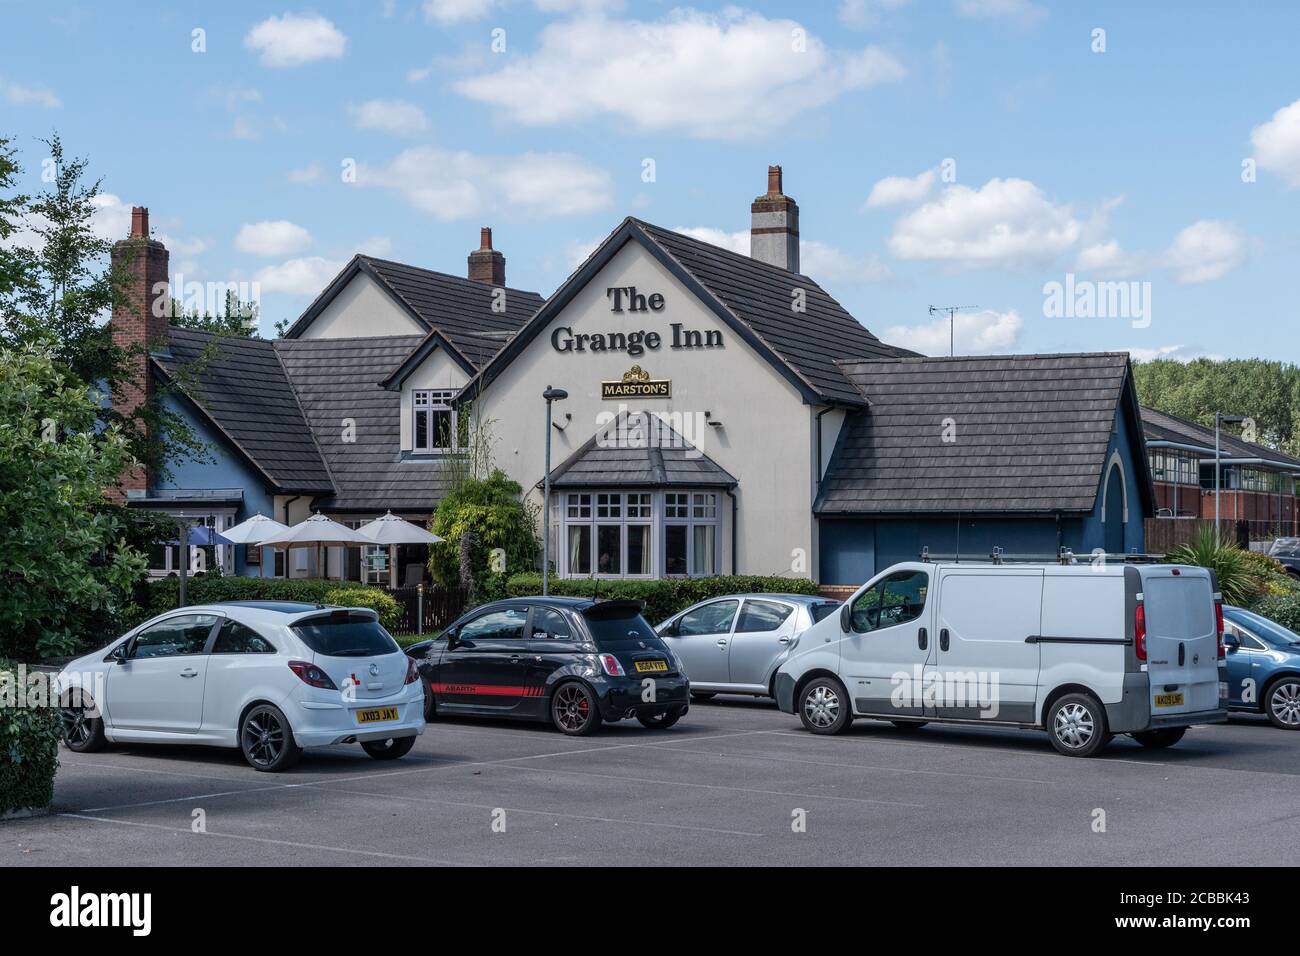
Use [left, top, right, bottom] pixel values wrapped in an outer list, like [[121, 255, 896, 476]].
[[917, 628, 928, 650], [939, 629, 949, 652], [1178, 642, 1185, 666]]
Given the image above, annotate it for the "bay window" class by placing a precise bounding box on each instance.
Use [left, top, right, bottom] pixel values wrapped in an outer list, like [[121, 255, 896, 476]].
[[559, 490, 719, 579]]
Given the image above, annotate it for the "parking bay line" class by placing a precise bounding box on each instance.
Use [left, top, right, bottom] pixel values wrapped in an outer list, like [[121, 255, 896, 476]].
[[759, 730, 1170, 767], [55, 813, 464, 865], [296, 783, 764, 838]]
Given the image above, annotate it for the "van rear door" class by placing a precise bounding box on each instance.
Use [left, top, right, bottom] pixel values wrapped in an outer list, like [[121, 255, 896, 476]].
[[1138, 567, 1220, 716]]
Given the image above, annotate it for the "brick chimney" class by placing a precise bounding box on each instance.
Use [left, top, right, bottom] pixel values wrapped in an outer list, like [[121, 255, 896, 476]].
[[750, 165, 799, 273], [467, 226, 505, 286], [110, 206, 169, 495]]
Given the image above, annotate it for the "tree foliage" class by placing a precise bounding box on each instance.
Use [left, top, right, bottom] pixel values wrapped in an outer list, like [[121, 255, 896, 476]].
[[428, 469, 539, 601]]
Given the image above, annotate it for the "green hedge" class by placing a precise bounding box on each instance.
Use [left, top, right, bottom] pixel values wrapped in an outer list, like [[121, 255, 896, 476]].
[[324, 587, 402, 633], [0, 659, 60, 816], [1250, 590, 1300, 632], [504, 574, 821, 624], [128, 576, 373, 630]]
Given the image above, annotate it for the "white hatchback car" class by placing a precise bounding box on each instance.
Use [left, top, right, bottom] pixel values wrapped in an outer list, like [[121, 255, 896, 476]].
[[56, 601, 425, 771]]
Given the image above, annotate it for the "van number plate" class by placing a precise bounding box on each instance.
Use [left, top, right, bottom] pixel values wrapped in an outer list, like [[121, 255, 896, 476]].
[[1154, 693, 1184, 708]]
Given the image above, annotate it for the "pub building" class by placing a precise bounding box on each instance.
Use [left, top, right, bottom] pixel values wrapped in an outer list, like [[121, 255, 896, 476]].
[[112, 167, 1153, 589]]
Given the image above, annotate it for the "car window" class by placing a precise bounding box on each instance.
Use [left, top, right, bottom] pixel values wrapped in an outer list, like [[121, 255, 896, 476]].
[[809, 602, 841, 624], [213, 619, 277, 654], [1233, 627, 1267, 651], [291, 614, 400, 657], [459, 607, 529, 642], [851, 571, 929, 634], [678, 600, 739, 636], [736, 600, 795, 633], [532, 608, 572, 640], [131, 615, 218, 659]]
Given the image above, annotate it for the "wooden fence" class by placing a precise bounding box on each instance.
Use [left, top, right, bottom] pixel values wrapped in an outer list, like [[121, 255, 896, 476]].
[[1144, 518, 1254, 554], [384, 584, 469, 635]]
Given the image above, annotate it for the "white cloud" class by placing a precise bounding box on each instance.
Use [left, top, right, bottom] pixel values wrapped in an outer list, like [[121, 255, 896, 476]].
[[838, 0, 911, 30], [1164, 220, 1246, 285], [2, 79, 60, 108], [673, 226, 750, 255], [955, 0, 1044, 23], [888, 178, 1080, 267], [565, 237, 603, 269], [882, 308, 1024, 355], [253, 256, 344, 295], [347, 99, 429, 135], [1128, 344, 1223, 363], [288, 160, 324, 184], [865, 168, 936, 208], [244, 13, 346, 67], [1074, 239, 1147, 278], [235, 220, 313, 257], [670, 227, 891, 282], [423, 0, 497, 21], [1250, 97, 1300, 188], [454, 9, 904, 140], [231, 116, 259, 141], [358, 146, 613, 219], [356, 236, 394, 258]]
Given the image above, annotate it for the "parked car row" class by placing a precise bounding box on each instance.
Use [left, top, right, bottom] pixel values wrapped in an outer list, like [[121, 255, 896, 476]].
[[55, 560, 1300, 772]]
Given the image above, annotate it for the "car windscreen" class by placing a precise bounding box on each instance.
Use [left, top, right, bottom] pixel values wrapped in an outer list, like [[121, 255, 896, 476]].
[[583, 609, 664, 649], [809, 602, 840, 623], [1269, 538, 1300, 557], [1229, 609, 1300, 647], [291, 614, 400, 657]]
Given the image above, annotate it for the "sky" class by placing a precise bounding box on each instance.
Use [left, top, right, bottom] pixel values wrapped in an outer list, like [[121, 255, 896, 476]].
[[2, 0, 1299, 361]]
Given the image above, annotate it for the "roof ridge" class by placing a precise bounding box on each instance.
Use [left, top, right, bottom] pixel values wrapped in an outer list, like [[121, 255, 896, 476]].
[[358, 253, 543, 299]]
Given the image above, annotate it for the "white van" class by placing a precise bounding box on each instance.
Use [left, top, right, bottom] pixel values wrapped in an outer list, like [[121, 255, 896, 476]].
[[774, 561, 1227, 756]]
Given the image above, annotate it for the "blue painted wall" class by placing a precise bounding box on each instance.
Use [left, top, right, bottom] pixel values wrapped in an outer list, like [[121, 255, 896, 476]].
[[817, 407, 1148, 585], [155, 392, 276, 575]]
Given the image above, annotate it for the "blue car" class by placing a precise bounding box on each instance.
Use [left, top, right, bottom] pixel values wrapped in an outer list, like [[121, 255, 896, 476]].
[[1221, 606, 1300, 729]]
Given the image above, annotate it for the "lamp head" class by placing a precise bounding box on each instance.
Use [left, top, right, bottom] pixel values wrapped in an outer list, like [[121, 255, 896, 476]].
[[542, 386, 568, 402]]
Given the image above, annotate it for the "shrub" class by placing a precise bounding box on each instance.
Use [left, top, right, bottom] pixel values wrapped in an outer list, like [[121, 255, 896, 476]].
[[504, 574, 821, 624], [429, 469, 538, 600], [324, 587, 402, 633], [0, 659, 61, 816], [1250, 591, 1300, 632], [1165, 528, 1267, 606], [125, 576, 371, 630]]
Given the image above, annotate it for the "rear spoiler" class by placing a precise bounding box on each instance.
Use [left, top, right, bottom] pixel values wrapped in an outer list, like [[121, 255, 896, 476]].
[[289, 607, 380, 627], [581, 599, 646, 619]]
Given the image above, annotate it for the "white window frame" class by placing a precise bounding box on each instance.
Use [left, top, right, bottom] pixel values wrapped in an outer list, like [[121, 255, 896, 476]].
[[413, 388, 458, 453], [147, 511, 236, 578], [558, 489, 719, 580]]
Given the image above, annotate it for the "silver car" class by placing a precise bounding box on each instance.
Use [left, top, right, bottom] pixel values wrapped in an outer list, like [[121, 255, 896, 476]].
[[655, 594, 841, 700]]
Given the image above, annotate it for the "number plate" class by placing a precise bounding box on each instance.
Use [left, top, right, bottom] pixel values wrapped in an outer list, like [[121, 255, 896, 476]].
[[634, 659, 668, 673], [1154, 693, 1184, 708], [356, 706, 399, 724]]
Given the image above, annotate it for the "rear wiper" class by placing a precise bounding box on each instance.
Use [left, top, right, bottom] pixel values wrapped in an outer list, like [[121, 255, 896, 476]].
[[328, 648, 373, 657]]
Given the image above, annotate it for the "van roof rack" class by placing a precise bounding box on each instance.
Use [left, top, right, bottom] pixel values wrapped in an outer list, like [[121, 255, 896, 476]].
[[918, 546, 1164, 565]]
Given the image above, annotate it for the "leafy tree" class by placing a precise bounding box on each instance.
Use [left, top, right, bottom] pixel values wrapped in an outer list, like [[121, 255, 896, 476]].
[[0, 342, 147, 660], [168, 288, 261, 338], [428, 469, 539, 603]]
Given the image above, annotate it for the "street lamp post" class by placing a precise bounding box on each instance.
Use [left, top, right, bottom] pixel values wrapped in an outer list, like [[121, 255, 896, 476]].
[[541, 386, 568, 596], [1215, 412, 1248, 543]]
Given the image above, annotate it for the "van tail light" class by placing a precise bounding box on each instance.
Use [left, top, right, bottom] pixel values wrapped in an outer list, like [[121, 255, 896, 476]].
[[288, 660, 337, 690], [404, 657, 419, 685], [1134, 604, 1147, 662], [598, 653, 626, 677], [1215, 600, 1225, 659]]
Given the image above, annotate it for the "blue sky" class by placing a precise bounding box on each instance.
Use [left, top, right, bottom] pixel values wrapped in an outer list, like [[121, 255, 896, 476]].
[[3, 0, 1299, 360]]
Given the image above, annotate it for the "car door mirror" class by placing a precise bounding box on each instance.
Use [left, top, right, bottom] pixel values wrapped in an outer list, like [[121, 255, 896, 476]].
[[111, 643, 128, 664], [1223, 631, 1240, 649], [839, 604, 851, 633], [444, 629, 459, 650], [658, 620, 678, 638]]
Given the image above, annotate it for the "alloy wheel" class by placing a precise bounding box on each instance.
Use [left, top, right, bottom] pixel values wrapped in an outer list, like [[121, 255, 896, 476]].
[[1054, 702, 1095, 749], [242, 708, 286, 768], [1270, 681, 1300, 727], [554, 685, 591, 732], [803, 685, 840, 729], [61, 706, 92, 747]]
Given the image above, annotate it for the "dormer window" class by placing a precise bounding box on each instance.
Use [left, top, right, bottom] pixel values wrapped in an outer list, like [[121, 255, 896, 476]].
[[413, 389, 457, 452]]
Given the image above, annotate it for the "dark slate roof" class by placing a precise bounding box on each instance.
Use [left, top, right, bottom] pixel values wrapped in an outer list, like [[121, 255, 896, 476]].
[[283, 254, 544, 368], [815, 352, 1148, 515], [464, 217, 911, 407], [153, 329, 333, 493], [1141, 406, 1300, 469], [548, 412, 737, 489], [273, 335, 457, 512]]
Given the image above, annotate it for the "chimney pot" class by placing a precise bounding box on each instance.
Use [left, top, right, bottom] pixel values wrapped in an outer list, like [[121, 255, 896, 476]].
[[130, 206, 149, 239], [767, 165, 783, 196], [751, 165, 799, 273], [480, 226, 493, 251]]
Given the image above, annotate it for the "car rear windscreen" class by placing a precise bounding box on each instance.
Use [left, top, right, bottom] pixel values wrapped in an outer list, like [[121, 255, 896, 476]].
[[583, 609, 663, 649], [292, 615, 400, 657]]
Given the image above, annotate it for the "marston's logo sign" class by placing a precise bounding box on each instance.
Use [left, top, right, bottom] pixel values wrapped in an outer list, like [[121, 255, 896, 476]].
[[601, 365, 671, 400]]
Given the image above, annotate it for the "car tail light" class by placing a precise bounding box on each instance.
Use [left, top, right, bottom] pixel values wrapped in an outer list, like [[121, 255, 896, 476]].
[[404, 657, 419, 685], [598, 653, 625, 677], [1215, 600, 1225, 659], [1134, 604, 1147, 662], [288, 660, 337, 689]]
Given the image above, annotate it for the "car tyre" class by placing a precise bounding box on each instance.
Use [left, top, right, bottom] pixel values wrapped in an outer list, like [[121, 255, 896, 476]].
[[551, 682, 602, 736], [60, 696, 106, 753], [798, 676, 853, 735], [1131, 727, 1187, 748], [422, 676, 437, 721], [362, 735, 416, 760], [1046, 692, 1110, 757], [636, 707, 684, 730], [890, 720, 928, 731], [1265, 677, 1300, 730], [239, 704, 303, 772]]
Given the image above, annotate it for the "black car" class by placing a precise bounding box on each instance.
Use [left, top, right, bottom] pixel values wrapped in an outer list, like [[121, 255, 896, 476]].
[[405, 597, 690, 735]]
